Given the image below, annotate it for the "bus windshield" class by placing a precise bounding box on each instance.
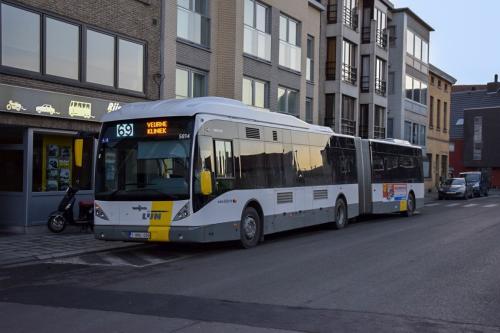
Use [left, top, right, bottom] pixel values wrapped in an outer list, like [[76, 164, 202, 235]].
[[95, 117, 193, 201]]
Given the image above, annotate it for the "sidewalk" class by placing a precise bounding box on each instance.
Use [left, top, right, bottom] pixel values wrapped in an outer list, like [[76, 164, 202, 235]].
[[0, 227, 139, 266]]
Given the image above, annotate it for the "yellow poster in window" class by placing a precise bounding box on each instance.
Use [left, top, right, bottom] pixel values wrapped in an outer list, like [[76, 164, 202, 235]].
[[42, 135, 73, 192]]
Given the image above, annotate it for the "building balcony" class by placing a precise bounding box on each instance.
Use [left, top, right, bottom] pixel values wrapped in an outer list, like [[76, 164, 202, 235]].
[[327, 3, 338, 24], [341, 118, 356, 136], [376, 29, 387, 49], [326, 61, 336, 81], [177, 6, 210, 46], [359, 125, 368, 139], [343, 7, 358, 31], [243, 25, 271, 62], [374, 126, 386, 139], [279, 40, 301, 72], [361, 75, 369, 93], [375, 79, 387, 96], [342, 63, 357, 85]]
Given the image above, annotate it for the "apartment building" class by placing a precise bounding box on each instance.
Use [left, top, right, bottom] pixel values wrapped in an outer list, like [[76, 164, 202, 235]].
[[450, 75, 500, 186], [425, 64, 456, 192], [163, 0, 324, 123], [387, 8, 433, 147], [321, 0, 393, 138], [0, 0, 162, 232]]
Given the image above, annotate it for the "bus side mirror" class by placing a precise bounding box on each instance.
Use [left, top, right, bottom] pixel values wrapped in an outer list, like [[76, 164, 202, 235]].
[[74, 138, 84, 168], [200, 170, 213, 196]]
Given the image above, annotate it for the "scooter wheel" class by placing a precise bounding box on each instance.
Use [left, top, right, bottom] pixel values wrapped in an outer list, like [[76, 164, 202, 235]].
[[48, 214, 66, 233]]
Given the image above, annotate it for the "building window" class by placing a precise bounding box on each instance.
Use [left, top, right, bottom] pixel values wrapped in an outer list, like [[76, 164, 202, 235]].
[[436, 99, 441, 130], [404, 121, 412, 142], [424, 153, 432, 178], [306, 35, 314, 82], [0, 3, 146, 94], [279, 14, 301, 72], [405, 121, 426, 146], [175, 66, 207, 99], [342, 39, 356, 84], [374, 7, 387, 48], [305, 98, 313, 123], [360, 55, 369, 92], [118, 39, 144, 92], [327, 0, 338, 24], [177, 0, 210, 47], [473, 116, 482, 161], [375, 57, 386, 96], [443, 102, 448, 132], [242, 77, 267, 108], [374, 105, 385, 139], [325, 94, 335, 127], [429, 96, 434, 128], [405, 75, 427, 105], [45, 18, 79, 80], [1, 3, 40, 72], [244, 0, 271, 61], [277, 86, 298, 116], [359, 104, 368, 138], [326, 38, 336, 80], [86, 30, 115, 87], [387, 118, 394, 138], [406, 29, 429, 67], [343, 0, 358, 30], [32, 134, 93, 192], [341, 95, 356, 135]]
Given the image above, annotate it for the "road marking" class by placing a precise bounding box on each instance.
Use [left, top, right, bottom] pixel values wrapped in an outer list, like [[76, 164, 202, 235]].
[[483, 204, 498, 208], [463, 204, 478, 208], [445, 203, 460, 207], [425, 203, 440, 207]]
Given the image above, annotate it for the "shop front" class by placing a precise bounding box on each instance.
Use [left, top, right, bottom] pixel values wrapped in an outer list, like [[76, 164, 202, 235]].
[[0, 83, 124, 233]]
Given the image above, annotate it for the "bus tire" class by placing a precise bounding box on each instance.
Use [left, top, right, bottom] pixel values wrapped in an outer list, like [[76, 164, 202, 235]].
[[404, 192, 416, 217], [239, 207, 261, 249], [333, 198, 348, 230]]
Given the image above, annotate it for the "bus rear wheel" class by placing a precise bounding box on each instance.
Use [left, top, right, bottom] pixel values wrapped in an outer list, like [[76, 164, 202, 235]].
[[239, 207, 261, 249], [333, 198, 348, 230]]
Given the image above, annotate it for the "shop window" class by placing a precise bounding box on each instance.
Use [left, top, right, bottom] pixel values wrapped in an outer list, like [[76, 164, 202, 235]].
[[32, 134, 93, 192], [0, 150, 23, 192]]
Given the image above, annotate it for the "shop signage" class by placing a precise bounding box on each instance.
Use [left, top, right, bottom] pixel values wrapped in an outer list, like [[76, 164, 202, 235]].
[[0, 83, 124, 122]]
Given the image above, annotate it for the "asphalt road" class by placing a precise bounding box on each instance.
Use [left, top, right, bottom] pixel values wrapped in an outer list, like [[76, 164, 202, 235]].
[[1, 195, 500, 332]]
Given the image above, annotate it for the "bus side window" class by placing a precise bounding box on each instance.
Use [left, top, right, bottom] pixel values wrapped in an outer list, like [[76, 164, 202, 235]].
[[214, 139, 235, 194], [193, 135, 215, 212]]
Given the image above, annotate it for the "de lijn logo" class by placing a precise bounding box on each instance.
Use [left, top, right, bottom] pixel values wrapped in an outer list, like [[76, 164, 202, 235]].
[[133, 205, 169, 221]]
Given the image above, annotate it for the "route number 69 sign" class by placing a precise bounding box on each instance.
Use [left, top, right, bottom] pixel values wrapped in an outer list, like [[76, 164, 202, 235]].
[[116, 123, 134, 138]]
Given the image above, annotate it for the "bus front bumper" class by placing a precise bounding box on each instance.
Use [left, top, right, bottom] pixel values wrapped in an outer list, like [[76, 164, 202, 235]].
[[94, 222, 240, 243]]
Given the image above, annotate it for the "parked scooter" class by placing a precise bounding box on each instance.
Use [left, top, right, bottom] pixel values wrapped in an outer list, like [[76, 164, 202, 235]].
[[47, 186, 94, 233]]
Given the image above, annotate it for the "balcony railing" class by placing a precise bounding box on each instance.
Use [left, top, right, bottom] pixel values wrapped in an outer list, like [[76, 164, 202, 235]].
[[374, 126, 386, 139], [244, 25, 271, 61], [325, 117, 335, 128], [177, 6, 210, 47], [376, 29, 388, 49], [327, 3, 338, 24], [342, 63, 357, 85], [375, 79, 387, 96], [326, 61, 336, 80], [279, 40, 301, 72], [361, 75, 369, 92], [361, 27, 371, 44], [341, 118, 356, 136], [343, 7, 358, 30]]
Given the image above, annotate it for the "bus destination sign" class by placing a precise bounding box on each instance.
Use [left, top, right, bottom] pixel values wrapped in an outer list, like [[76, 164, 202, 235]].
[[146, 120, 169, 136]]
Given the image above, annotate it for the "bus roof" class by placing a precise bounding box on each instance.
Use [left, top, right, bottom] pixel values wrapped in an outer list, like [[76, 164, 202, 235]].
[[102, 97, 334, 134], [368, 138, 422, 150]]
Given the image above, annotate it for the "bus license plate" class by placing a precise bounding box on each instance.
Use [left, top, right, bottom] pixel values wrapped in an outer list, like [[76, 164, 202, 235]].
[[129, 232, 150, 239]]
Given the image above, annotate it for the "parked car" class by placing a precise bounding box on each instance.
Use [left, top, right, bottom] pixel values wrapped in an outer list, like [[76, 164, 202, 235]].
[[438, 178, 473, 200], [459, 171, 489, 197], [36, 104, 56, 115]]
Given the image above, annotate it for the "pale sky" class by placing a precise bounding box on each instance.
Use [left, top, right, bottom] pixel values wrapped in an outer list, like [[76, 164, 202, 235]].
[[392, 0, 500, 84]]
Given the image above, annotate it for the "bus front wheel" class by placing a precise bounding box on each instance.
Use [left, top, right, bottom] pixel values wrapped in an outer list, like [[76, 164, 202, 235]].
[[333, 198, 348, 230], [239, 207, 261, 249]]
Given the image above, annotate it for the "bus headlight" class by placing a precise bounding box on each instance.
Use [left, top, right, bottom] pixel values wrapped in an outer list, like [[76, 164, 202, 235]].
[[95, 203, 109, 221], [173, 202, 190, 221]]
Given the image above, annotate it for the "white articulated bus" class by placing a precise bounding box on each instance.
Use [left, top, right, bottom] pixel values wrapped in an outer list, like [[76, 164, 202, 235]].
[[94, 97, 424, 248]]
